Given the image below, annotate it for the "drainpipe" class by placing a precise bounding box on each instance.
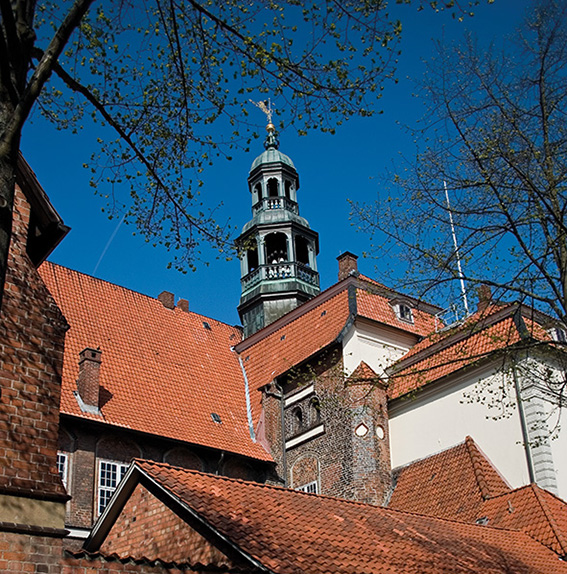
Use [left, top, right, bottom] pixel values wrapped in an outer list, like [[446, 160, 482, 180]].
[[512, 362, 536, 483], [266, 382, 287, 487]]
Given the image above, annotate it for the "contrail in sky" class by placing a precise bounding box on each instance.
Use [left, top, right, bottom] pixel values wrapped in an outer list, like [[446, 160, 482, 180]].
[[93, 213, 126, 276]]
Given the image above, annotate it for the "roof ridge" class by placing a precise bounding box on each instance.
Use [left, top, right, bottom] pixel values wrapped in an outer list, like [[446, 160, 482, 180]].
[[138, 457, 533, 534], [390, 438, 469, 473], [42, 261, 239, 330], [389, 303, 520, 374], [530, 484, 567, 555], [465, 436, 496, 500]]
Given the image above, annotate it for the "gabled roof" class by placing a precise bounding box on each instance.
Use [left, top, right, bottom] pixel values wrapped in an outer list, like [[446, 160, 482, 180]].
[[39, 262, 271, 462], [237, 275, 440, 392], [388, 303, 553, 400], [389, 437, 511, 522], [480, 484, 567, 557], [87, 459, 567, 574], [389, 437, 567, 558]]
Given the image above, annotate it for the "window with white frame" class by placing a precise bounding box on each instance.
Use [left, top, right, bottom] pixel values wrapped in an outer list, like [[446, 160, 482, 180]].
[[397, 303, 414, 323], [98, 460, 128, 515], [550, 327, 567, 343], [295, 481, 318, 494], [57, 452, 68, 489]]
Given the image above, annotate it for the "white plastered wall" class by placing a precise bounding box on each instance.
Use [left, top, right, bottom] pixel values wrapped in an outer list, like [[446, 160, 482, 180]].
[[388, 364, 532, 490], [342, 319, 417, 378]]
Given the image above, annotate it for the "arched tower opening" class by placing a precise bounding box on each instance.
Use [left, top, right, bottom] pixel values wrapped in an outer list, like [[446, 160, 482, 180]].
[[295, 236, 310, 267], [267, 178, 279, 197], [266, 232, 288, 264]]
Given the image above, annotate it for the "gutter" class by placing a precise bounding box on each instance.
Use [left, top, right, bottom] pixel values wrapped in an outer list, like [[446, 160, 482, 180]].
[[237, 353, 256, 442], [265, 383, 287, 487], [512, 362, 536, 483]]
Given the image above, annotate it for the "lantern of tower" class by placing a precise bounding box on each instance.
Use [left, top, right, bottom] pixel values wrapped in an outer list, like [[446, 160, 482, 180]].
[[237, 124, 320, 337]]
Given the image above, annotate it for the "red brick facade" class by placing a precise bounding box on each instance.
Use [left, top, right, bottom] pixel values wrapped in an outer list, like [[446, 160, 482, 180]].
[[101, 483, 234, 567], [263, 346, 392, 504], [0, 186, 68, 501]]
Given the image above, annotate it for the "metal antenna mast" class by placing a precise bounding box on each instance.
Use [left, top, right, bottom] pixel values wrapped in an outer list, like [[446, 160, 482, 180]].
[[444, 181, 469, 316]]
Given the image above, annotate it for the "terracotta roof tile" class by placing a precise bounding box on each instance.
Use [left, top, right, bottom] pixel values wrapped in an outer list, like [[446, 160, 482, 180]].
[[480, 484, 567, 556], [40, 262, 270, 462], [243, 278, 439, 394], [123, 460, 567, 574], [356, 287, 439, 337], [389, 437, 510, 522], [242, 289, 352, 392], [387, 301, 557, 399]]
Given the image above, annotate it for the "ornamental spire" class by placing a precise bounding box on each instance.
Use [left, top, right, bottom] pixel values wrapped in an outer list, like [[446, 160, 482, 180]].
[[249, 98, 279, 150]]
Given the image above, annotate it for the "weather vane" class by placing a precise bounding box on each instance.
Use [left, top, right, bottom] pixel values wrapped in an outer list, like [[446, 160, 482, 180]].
[[249, 98, 274, 126]]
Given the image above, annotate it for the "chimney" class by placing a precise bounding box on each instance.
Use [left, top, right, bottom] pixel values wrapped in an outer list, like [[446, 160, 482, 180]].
[[477, 284, 492, 313], [158, 290, 175, 309], [337, 251, 359, 281], [177, 298, 189, 313], [77, 347, 102, 408]]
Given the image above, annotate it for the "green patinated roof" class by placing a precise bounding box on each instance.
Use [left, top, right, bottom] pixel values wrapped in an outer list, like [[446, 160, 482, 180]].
[[250, 147, 295, 172]]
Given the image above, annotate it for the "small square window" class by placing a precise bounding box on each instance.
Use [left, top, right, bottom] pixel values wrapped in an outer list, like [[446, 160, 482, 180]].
[[295, 481, 318, 494], [397, 304, 414, 323]]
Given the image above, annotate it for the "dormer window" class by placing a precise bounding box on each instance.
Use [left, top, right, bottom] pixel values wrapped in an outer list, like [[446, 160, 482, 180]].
[[394, 302, 413, 323], [398, 304, 413, 322]]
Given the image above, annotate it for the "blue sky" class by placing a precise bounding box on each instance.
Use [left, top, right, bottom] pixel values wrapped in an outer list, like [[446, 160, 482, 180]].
[[22, 0, 526, 326]]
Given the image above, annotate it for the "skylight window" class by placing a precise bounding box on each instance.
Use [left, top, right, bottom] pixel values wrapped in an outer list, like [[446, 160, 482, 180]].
[[203, 321, 211, 330], [211, 413, 222, 424]]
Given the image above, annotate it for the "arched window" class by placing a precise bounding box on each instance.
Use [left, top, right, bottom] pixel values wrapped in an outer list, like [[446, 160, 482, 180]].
[[267, 178, 279, 197], [309, 397, 321, 426], [247, 247, 259, 273], [295, 236, 310, 266], [293, 406, 303, 434], [285, 180, 292, 200], [245, 239, 259, 273], [254, 182, 262, 202]]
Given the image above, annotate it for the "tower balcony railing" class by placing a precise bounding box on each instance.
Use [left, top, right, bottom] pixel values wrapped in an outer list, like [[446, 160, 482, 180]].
[[242, 262, 319, 291], [252, 197, 299, 216]]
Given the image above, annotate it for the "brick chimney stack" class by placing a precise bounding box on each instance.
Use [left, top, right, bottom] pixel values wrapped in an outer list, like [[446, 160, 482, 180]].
[[177, 298, 189, 313], [477, 284, 492, 313], [158, 290, 175, 309], [337, 251, 359, 281], [77, 347, 102, 408]]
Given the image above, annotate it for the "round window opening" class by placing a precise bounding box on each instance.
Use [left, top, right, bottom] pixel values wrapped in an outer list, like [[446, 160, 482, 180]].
[[376, 425, 385, 440], [355, 423, 369, 437]]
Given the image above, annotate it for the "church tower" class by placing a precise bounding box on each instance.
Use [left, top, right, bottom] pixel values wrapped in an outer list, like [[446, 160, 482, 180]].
[[237, 123, 320, 337]]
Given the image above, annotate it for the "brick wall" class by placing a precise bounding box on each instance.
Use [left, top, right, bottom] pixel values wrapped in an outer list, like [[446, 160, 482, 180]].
[[100, 483, 235, 567], [0, 186, 68, 501], [0, 531, 63, 573], [262, 344, 392, 504], [60, 419, 269, 529]]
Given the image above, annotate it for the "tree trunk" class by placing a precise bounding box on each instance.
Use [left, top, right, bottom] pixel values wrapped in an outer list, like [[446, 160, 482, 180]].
[[0, 91, 19, 312]]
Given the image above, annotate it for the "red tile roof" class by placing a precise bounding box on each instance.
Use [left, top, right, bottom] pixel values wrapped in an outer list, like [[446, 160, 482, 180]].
[[388, 304, 553, 399], [92, 460, 567, 574], [389, 438, 567, 557], [480, 484, 567, 557], [356, 287, 439, 336], [39, 262, 271, 462], [240, 289, 352, 393], [389, 437, 511, 522], [240, 276, 440, 393]]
